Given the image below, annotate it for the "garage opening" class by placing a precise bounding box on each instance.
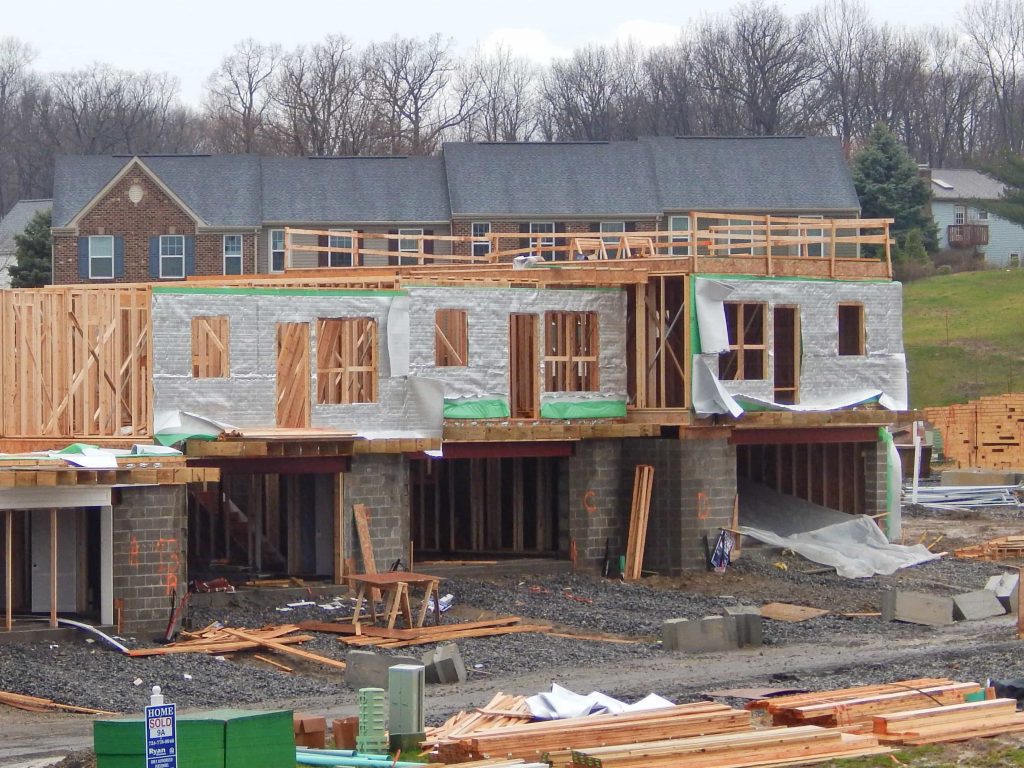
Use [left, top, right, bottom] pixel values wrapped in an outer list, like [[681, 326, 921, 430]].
[[410, 456, 561, 557]]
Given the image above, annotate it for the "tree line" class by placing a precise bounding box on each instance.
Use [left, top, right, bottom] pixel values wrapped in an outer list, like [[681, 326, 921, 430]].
[[2, 0, 1023, 216]]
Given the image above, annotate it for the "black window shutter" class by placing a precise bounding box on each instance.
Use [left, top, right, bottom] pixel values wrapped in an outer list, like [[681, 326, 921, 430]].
[[184, 235, 196, 276], [387, 229, 398, 266], [114, 236, 125, 278], [625, 221, 637, 232], [589, 222, 600, 233], [423, 229, 434, 255], [318, 234, 329, 267], [77, 237, 89, 279], [555, 222, 566, 261], [148, 237, 160, 278]]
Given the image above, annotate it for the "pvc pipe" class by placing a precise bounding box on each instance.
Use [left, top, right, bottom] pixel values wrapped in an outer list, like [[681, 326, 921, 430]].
[[295, 752, 427, 767]]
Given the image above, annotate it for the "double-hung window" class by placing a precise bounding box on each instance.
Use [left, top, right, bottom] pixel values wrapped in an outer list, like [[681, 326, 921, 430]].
[[88, 235, 115, 279], [669, 215, 690, 256], [223, 235, 243, 275], [600, 221, 625, 258], [471, 222, 491, 258], [160, 235, 185, 279], [270, 229, 285, 272], [530, 222, 555, 260], [399, 228, 423, 253], [327, 231, 353, 267]]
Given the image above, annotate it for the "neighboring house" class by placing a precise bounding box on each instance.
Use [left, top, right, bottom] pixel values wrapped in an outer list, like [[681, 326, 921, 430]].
[[930, 169, 1024, 266], [0, 137, 911, 632], [50, 137, 860, 284], [0, 199, 51, 288]]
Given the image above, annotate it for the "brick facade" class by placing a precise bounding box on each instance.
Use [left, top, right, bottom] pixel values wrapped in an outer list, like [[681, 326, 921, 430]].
[[111, 485, 187, 630], [624, 437, 737, 574], [53, 164, 256, 284], [344, 454, 410, 568]]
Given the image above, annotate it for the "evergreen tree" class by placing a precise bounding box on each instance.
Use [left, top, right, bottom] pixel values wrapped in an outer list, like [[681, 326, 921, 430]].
[[852, 123, 935, 251], [9, 209, 51, 288], [977, 152, 1024, 226]]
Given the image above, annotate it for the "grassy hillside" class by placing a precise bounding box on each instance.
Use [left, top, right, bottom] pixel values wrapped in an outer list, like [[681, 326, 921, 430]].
[[902, 269, 1024, 408]]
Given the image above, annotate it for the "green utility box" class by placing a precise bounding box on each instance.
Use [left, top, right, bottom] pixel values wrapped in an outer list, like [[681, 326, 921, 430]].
[[94, 708, 294, 768]]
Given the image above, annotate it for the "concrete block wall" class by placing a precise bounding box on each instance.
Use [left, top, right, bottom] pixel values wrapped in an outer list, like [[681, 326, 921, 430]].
[[564, 440, 623, 566], [862, 440, 888, 517], [111, 485, 187, 630], [344, 454, 410, 568], [624, 437, 737, 574]]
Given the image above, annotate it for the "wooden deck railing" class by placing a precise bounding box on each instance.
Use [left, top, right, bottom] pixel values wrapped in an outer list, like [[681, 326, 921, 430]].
[[284, 213, 894, 279]]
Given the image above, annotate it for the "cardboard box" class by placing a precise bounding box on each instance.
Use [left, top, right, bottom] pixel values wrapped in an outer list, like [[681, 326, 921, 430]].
[[294, 714, 327, 749]]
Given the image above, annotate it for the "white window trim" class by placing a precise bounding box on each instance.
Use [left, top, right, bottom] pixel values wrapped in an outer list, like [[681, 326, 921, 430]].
[[954, 206, 966, 226], [399, 228, 423, 253], [269, 229, 285, 273], [669, 215, 690, 256], [600, 221, 625, 243], [530, 221, 556, 258], [798, 214, 824, 258], [159, 234, 185, 279], [88, 235, 115, 280], [977, 209, 989, 221], [326, 229, 354, 266], [223, 234, 243, 275], [471, 221, 491, 257]]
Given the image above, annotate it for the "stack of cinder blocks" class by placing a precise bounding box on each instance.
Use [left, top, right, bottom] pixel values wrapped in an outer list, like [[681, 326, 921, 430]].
[[881, 572, 1019, 626], [662, 606, 763, 652]]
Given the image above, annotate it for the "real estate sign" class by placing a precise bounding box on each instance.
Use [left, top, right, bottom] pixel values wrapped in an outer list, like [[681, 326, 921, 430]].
[[145, 702, 177, 768]]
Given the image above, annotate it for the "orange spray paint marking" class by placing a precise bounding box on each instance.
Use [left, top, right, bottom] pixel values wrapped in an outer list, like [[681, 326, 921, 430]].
[[582, 490, 598, 515], [128, 536, 140, 567], [696, 492, 711, 520]]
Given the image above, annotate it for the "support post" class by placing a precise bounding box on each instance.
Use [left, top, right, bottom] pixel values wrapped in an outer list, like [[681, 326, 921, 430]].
[[100, 505, 113, 626], [49, 507, 57, 629], [333, 472, 345, 585], [5, 510, 11, 631]]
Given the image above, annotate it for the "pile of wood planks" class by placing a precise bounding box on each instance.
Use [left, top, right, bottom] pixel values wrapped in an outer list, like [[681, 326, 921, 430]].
[[125, 624, 346, 670], [440, 702, 751, 765], [873, 698, 1024, 745], [955, 535, 1024, 561], [623, 464, 654, 581], [748, 678, 984, 731], [0, 689, 115, 715], [567, 725, 888, 767], [298, 616, 551, 649], [426, 693, 533, 761]]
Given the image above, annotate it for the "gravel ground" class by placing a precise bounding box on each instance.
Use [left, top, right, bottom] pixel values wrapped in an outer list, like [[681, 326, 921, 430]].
[[1, 514, 1022, 716]]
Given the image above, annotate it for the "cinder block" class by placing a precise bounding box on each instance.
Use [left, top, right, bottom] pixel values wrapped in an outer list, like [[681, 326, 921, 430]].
[[724, 605, 763, 647], [881, 591, 954, 626], [663, 616, 739, 653], [421, 643, 466, 684], [953, 589, 1006, 621], [345, 650, 420, 690], [986, 572, 1020, 613], [941, 468, 1022, 486]]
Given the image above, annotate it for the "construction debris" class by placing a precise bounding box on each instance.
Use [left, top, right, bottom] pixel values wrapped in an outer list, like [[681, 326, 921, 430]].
[[956, 535, 1024, 561], [906, 483, 1023, 510], [336, 616, 551, 649], [0, 689, 115, 715]]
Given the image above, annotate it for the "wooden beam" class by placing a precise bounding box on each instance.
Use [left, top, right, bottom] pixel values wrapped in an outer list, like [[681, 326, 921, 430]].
[[333, 473, 345, 585], [4, 510, 11, 632], [49, 507, 57, 628]]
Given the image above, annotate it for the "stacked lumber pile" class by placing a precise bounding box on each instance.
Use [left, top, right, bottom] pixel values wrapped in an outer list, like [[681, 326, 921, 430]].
[[125, 624, 347, 670], [298, 616, 551, 649], [954, 535, 1024, 561], [567, 725, 887, 767], [748, 678, 984, 731], [0, 689, 115, 715], [425, 693, 532, 760], [623, 465, 654, 581], [873, 698, 1024, 745], [924, 394, 1024, 469], [439, 702, 751, 765]]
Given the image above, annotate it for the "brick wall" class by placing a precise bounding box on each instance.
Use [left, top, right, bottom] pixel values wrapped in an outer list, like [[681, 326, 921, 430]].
[[564, 440, 623, 567], [452, 219, 659, 258], [53, 165, 256, 284], [624, 437, 737, 574], [344, 454, 410, 568], [111, 485, 187, 630], [862, 440, 888, 518]]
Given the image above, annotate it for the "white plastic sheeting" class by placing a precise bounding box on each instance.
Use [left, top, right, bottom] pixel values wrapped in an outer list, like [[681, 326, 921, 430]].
[[526, 683, 675, 720], [738, 516, 939, 578]]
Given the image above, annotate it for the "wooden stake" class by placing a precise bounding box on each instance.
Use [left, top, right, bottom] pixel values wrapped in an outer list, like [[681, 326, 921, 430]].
[[1018, 566, 1023, 640], [5, 510, 11, 632]]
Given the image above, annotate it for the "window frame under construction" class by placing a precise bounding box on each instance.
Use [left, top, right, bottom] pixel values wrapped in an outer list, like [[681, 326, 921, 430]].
[[543, 310, 599, 393], [719, 301, 767, 381], [316, 317, 378, 405]]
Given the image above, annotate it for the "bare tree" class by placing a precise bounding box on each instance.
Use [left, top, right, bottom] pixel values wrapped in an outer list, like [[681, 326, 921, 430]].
[[461, 45, 539, 142], [962, 0, 1024, 152], [363, 34, 476, 154], [205, 38, 282, 153], [541, 44, 624, 140], [0, 38, 37, 212]]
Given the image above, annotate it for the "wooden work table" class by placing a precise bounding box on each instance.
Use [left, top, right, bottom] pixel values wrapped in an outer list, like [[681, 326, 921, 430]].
[[348, 571, 440, 629]]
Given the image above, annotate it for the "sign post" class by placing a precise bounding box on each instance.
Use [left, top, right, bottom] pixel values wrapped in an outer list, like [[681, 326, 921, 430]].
[[145, 686, 177, 768]]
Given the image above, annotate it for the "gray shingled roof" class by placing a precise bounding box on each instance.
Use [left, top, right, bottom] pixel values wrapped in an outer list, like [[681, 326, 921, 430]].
[[931, 169, 1006, 201], [0, 199, 51, 255], [443, 141, 659, 217], [641, 136, 860, 213], [52, 155, 262, 228], [261, 156, 451, 223]]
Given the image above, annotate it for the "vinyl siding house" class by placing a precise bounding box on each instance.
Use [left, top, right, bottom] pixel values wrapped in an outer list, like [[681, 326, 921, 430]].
[[0, 198, 51, 288], [931, 169, 1024, 267]]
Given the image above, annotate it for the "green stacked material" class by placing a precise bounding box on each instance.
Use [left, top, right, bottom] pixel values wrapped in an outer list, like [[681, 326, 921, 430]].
[[94, 709, 294, 768], [94, 716, 224, 768], [539, 399, 627, 419]]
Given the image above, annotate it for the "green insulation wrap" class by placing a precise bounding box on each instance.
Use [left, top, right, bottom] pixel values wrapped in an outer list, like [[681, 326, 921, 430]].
[[540, 400, 627, 419], [443, 398, 511, 419]]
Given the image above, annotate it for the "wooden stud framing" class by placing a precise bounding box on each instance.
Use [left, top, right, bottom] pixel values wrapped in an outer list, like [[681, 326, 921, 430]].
[[49, 507, 57, 628], [275, 322, 311, 428], [190, 315, 229, 378], [509, 314, 539, 419], [333, 473, 345, 584], [624, 465, 655, 580], [434, 308, 469, 367], [543, 310, 599, 393], [316, 317, 378, 405], [720, 302, 767, 381]]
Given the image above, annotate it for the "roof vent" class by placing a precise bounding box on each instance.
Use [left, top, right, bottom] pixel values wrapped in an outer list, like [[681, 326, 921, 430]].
[[932, 178, 954, 190]]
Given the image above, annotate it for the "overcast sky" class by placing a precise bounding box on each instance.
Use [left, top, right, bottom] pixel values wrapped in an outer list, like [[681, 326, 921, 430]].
[[4, 0, 966, 105]]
